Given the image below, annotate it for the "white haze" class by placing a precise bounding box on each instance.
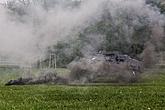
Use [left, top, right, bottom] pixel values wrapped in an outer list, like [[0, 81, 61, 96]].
[[0, 0, 164, 65]]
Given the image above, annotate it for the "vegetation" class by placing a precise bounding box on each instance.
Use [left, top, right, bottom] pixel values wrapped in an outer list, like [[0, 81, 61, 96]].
[[2, 0, 165, 68], [45, 0, 165, 67], [1, 84, 165, 110], [0, 68, 164, 109], [0, 0, 165, 109]]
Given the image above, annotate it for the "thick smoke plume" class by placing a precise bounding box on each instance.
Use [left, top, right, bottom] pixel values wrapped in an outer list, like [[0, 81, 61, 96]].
[[0, 0, 164, 67]]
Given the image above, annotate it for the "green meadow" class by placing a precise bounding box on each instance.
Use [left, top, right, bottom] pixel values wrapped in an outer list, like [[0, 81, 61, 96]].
[[0, 68, 165, 110]]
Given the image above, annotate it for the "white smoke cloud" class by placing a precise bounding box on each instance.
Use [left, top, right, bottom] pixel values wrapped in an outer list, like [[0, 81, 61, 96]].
[[0, 0, 164, 65]]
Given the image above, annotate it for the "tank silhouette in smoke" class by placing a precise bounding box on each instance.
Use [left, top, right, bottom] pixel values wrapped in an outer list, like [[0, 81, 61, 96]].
[[69, 52, 143, 83]]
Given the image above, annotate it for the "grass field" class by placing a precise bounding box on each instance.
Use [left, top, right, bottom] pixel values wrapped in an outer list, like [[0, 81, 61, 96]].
[[0, 68, 165, 110]]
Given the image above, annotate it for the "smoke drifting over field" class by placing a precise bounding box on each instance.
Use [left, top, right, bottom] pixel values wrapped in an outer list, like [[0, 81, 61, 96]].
[[0, 0, 164, 66]]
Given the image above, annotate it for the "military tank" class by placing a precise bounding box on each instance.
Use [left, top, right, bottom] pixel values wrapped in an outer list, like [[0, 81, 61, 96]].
[[69, 52, 143, 83], [103, 52, 143, 72]]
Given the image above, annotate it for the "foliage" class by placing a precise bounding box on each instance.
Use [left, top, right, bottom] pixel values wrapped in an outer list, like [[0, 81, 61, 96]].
[[4, 0, 165, 67], [48, 13, 154, 67], [146, 0, 165, 14], [47, 40, 83, 68]]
